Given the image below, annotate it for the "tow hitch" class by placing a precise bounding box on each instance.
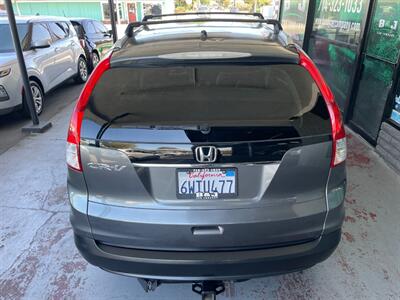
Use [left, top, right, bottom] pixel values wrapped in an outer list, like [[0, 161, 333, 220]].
[[137, 278, 160, 292], [192, 281, 225, 300], [138, 279, 234, 299]]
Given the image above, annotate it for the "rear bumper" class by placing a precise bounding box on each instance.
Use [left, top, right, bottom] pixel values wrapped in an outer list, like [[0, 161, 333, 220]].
[[74, 229, 341, 281]]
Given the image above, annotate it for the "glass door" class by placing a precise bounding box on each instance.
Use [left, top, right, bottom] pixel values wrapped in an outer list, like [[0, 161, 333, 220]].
[[280, 0, 310, 46], [349, 0, 400, 141], [307, 0, 370, 110]]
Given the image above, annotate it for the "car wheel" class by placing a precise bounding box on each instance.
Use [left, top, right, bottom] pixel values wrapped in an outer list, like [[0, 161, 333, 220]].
[[74, 57, 88, 83], [22, 81, 44, 117], [91, 52, 100, 70]]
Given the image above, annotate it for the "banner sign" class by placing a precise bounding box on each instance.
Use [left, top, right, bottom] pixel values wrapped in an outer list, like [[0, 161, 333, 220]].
[[367, 0, 400, 64], [313, 0, 368, 42]]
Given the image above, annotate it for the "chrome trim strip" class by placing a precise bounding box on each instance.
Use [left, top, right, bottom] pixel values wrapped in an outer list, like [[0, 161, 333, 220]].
[[132, 161, 280, 168]]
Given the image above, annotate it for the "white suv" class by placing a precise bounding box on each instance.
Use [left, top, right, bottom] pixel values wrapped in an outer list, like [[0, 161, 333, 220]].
[[0, 16, 87, 116]]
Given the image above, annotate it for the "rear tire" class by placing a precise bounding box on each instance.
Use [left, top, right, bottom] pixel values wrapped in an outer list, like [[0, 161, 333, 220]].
[[91, 52, 100, 71], [74, 57, 88, 83], [22, 80, 44, 117]]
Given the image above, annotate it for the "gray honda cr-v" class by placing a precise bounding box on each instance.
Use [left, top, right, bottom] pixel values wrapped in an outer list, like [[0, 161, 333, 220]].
[[67, 13, 346, 297]]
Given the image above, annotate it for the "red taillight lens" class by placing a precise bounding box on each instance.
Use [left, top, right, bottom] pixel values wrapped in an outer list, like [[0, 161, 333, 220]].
[[298, 50, 346, 167], [66, 54, 111, 171]]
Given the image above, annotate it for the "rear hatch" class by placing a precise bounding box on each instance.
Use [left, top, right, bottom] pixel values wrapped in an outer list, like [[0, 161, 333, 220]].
[[80, 59, 333, 251]]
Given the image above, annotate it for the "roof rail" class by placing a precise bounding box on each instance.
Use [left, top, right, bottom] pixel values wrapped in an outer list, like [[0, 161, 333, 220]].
[[142, 12, 265, 22], [125, 18, 283, 37]]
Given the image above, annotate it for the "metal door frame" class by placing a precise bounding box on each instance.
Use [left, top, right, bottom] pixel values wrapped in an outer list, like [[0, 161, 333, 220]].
[[278, 0, 317, 51], [343, 0, 375, 123], [301, 0, 316, 53]]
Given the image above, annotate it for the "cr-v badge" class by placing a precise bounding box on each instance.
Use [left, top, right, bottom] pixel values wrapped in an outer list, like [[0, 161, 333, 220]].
[[87, 162, 126, 172]]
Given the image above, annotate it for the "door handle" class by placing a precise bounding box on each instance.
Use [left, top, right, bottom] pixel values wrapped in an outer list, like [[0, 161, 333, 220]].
[[54, 47, 61, 52], [191, 226, 224, 236]]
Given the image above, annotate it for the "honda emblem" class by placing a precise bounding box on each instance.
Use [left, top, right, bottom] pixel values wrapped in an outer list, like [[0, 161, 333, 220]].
[[195, 146, 218, 163]]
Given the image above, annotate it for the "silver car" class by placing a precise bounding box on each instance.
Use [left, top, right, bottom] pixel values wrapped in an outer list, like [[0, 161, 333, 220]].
[[0, 16, 87, 116]]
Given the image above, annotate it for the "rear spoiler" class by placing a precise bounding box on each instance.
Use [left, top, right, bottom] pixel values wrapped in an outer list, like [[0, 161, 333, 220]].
[[125, 17, 283, 37]]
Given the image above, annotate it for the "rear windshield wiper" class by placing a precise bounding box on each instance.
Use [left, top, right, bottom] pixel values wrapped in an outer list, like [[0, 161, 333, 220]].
[[96, 113, 131, 142]]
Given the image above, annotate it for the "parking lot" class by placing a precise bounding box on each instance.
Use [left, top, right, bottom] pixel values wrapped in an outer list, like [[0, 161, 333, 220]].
[[0, 81, 399, 299], [0, 80, 83, 154]]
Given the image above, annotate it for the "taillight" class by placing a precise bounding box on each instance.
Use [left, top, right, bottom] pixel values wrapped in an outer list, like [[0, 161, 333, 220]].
[[66, 54, 111, 171], [298, 50, 346, 167]]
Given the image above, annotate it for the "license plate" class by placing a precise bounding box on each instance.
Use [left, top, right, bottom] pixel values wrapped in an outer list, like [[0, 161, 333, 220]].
[[176, 168, 237, 199]]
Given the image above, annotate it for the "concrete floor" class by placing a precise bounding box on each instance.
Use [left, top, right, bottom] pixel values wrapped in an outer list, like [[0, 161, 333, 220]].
[[0, 99, 399, 299]]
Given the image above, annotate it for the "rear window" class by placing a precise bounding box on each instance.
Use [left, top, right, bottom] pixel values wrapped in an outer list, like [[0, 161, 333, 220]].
[[48, 22, 68, 40], [31, 23, 52, 44], [83, 64, 331, 141], [0, 24, 29, 52], [83, 21, 96, 34]]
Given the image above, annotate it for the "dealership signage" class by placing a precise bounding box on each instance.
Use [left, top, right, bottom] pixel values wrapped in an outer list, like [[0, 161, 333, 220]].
[[318, 0, 363, 13], [314, 0, 366, 36], [367, 0, 400, 64]]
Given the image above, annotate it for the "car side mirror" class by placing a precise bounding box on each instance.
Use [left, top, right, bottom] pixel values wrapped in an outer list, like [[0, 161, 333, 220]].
[[107, 29, 113, 35], [31, 39, 51, 49]]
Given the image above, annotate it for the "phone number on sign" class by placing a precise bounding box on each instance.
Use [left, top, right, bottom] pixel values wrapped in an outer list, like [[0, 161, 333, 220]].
[[318, 0, 363, 14]]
